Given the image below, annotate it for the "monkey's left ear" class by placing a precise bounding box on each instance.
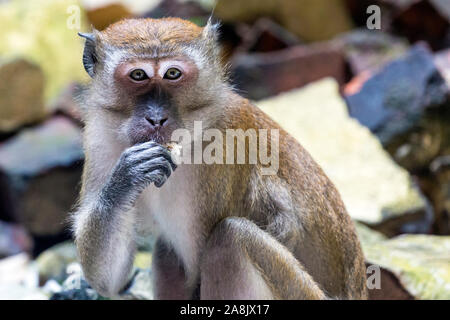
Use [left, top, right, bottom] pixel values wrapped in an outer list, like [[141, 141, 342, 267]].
[[78, 32, 97, 78]]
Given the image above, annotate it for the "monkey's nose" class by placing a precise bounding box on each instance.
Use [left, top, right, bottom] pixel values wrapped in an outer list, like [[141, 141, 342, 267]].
[[145, 116, 168, 128]]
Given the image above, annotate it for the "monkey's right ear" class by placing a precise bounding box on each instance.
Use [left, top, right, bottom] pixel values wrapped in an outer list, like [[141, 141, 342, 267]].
[[78, 32, 97, 78], [202, 17, 220, 42]]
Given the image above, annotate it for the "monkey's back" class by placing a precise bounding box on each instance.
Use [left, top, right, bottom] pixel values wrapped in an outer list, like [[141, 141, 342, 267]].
[[222, 96, 368, 299]]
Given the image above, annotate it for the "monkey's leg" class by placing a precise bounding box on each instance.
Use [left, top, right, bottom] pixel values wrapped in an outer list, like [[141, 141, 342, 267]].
[[200, 217, 328, 300], [152, 237, 193, 300]]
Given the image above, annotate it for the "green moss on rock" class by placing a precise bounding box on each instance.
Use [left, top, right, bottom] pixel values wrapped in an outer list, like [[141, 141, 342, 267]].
[[0, 0, 89, 103], [355, 223, 450, 300]]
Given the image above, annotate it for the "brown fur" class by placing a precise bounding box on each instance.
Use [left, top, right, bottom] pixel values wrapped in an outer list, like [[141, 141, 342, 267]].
[[74, 17, 368, 300], [100, 18, 203, 47]]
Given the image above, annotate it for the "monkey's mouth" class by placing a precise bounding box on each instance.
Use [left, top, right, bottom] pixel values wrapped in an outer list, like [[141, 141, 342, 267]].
[[129, 125, 172, 146], [146, 131, 166, 144]]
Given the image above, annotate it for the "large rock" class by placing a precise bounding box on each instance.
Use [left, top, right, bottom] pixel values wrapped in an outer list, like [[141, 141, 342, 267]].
[[257, 78, 432, 236], [85, 3, 132, 31], [345, 44, 448, 147], [0, 0, 89, 103], [50, 263, 102, 300], [0, 253, 47, 299], [82, 0, 163, 16], [381, 0, 450, 50], [435, 48, 450, 91], [215, 0, 353, 42], [336, 29, 409, 75], [232, 43, 347, 100], [0, 221, 32, 258], [38, 241, 154, 300], [356, 223, 450, 300], [234, 18, 301, 54], [120, 268, 154, 300], [0, 116, 83, 255], [0, 58, 46, 132], [345, 45, 450, 234], [143, 0, 208, 20], [420, 156, 450, 234], [36, 241, 77, 284]]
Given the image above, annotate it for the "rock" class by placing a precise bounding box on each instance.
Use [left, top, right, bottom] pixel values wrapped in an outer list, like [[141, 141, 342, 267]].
[[435, 48, 450, 91], [0, 0, 89, 103], [134, 251, 153, 269], [120, 269, 154, 300], [51, 82, 85, 125], [232, 43, 347, 100], [257, 78, 432, 236], [0, 253, 47, 299], [48, 250, 154, 300], [345, 0, 394, 30], [356, 223, 450, 300], [381, 0, 450, 50], [345, 44, 448, 146], [347, 45, 450, 236], [0, 116, 83, 254], [215, 0, 353, 42], [346, 45, 450, 235], [85, 3, 133, 31], [278, 0, 353, 42], [41, 279, 62, 296], [0, 171, 15, 222], [336, 29, 409, 75], [143, 0, 208, 20], [0, 116, 83, 177], [0, 58, 46, 132], [0, 221, 32, 258], [50, 263, 101, 300], [385, 109, 449, 172], [236, 18, 301, 54], [0, 253, 37, 286], [119, 251, 154, 299], [36, 241, 77, 284], [419, 156, 450, 234], [82, 0, 166, 17]]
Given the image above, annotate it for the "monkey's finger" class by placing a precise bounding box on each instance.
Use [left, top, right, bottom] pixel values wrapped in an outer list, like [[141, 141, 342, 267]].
[[139, 145, 177, 171], [130, 141, 160, 152], [153, 170, 168, 188], [138, 157, 173, 179], [127, 145, 174, 168], [143, 168, 167, 188]]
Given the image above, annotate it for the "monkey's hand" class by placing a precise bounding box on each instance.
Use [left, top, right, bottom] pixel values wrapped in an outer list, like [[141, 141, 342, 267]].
[[101, 141, 177, 209]]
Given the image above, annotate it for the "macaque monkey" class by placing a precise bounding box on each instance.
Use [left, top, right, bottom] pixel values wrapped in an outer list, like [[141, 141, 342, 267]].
[[73, 17, 367, 300]]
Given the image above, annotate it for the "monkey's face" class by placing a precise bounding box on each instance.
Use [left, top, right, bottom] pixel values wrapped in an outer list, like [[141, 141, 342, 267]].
[[112, 57, 200, 145], [80, 18, 226, 147]]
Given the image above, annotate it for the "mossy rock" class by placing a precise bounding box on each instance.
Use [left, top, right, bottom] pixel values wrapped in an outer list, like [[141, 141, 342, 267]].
[[0, 58, 46, 132], [215, 0, 352, 42], [257, 78, 430, 236], [36, 241, 77, 284], [356, 223, 450, 300], [0, 0, 89, 104]]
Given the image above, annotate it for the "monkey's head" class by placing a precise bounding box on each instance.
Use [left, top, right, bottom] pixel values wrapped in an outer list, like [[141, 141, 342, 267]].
[[79, 18, 228, 146]]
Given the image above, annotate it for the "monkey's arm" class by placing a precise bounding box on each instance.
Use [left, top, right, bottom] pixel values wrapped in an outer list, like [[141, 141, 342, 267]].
[[73, 141, 176, 297], [74, 201, 137, 298], [200, 217, 328, 300]]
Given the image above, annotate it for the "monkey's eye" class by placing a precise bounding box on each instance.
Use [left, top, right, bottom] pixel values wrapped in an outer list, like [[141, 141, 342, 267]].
[[164, 68, 182, 80], [129, 69, 148, 81]]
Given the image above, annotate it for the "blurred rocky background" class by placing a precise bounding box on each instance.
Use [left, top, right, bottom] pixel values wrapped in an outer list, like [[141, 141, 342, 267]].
[[0, 0, 449, 300]]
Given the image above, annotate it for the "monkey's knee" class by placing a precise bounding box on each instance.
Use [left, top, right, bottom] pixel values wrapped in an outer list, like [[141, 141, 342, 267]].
[[201, 217, 327, 300], [200, 217, 274, 299]]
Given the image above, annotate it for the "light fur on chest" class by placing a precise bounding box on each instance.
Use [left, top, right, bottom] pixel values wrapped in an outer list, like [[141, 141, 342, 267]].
[[137, 166, 201, 281]]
